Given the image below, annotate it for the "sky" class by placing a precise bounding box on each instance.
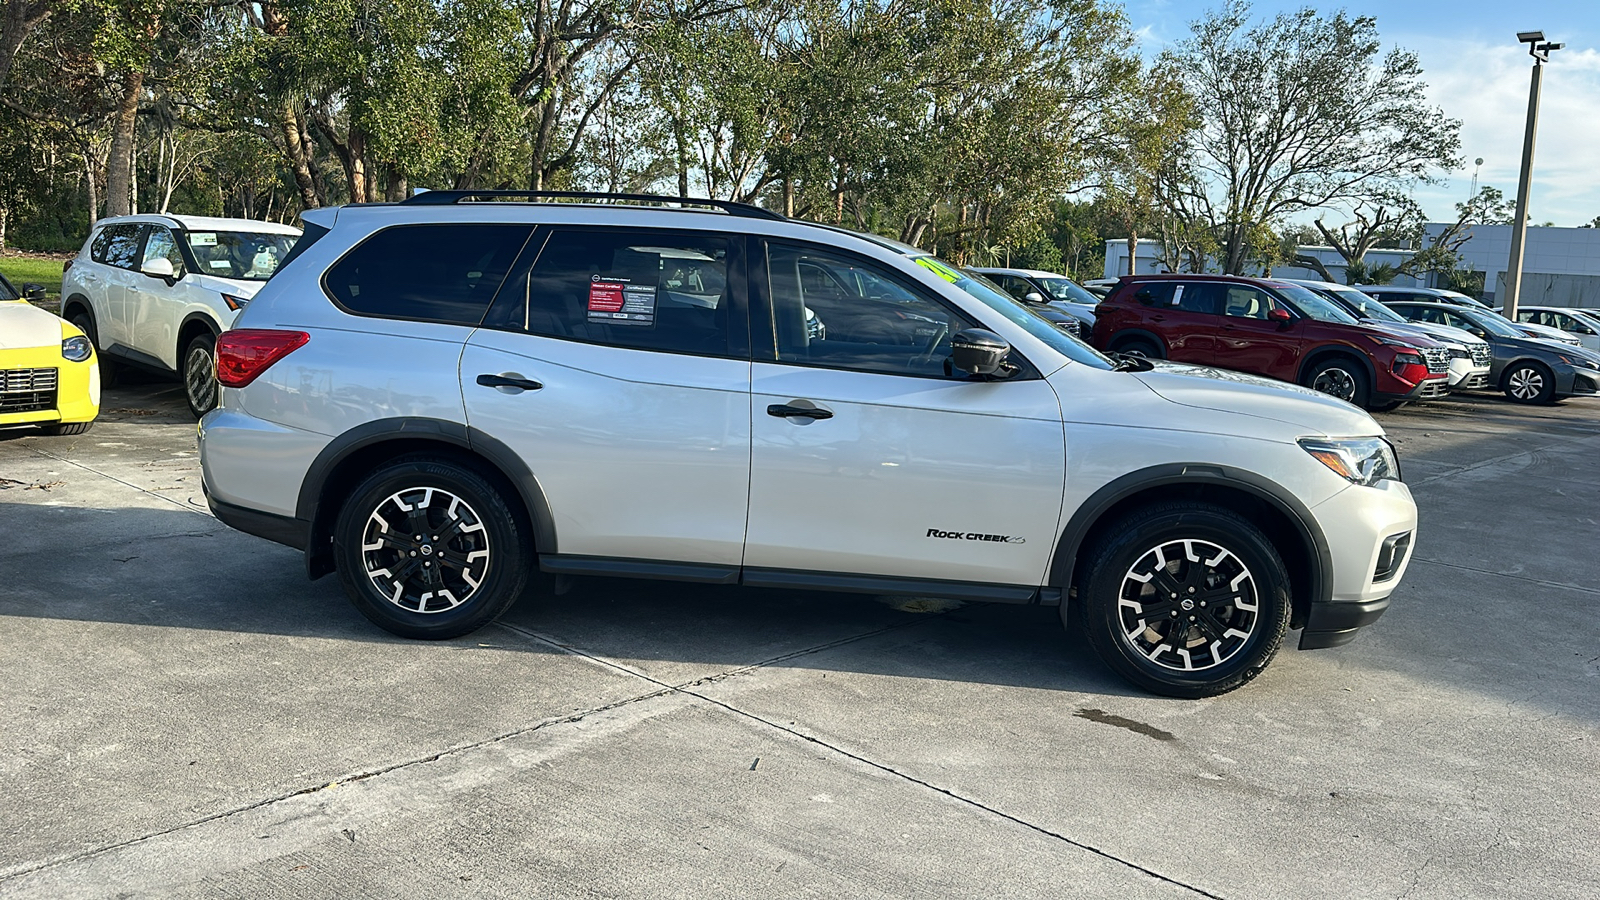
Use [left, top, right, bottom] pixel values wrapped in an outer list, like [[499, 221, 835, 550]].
[[1122, 0, 1600, 227]]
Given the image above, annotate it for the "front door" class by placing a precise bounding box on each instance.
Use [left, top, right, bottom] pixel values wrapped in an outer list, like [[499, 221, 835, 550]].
[[1215, 284, 1303, 379], [743, 241, 1065, 588], [461, 227, 753, 566], [129, 225, 188, 369]]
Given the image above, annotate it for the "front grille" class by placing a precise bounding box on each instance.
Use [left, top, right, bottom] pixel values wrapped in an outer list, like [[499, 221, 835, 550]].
[[1420, 347, 1450, 374], [1417, 379, 1450, 399], [1458, 373, 1490, 391], [0, 367, 58, 413], [1470, 344, 1492, 367]]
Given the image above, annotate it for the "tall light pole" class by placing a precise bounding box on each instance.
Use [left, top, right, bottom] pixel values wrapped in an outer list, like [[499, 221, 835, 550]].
[[1502, 31, 1563, 320]]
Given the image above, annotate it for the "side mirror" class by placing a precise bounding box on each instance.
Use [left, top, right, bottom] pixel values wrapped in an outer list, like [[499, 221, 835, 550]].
[[1022, 291, 1047, 305], [1268, 307, 1292, 324], [21, 282, 46, 302], [141, 257, 176, 279], [949, 328, 1011, 376]]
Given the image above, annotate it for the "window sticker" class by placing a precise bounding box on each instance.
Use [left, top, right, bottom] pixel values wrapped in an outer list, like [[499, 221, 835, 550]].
[[188, 232, 218, 247], [209, 260, 232, 269], [915, 257, 962, 283], [587, 274, 655, 327], [1171, 285, 1184, 306]]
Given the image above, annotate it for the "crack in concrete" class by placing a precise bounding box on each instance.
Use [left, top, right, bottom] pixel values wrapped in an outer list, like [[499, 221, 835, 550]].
[[1411, 556, 1600, 597], [19, 445, 210, 517]]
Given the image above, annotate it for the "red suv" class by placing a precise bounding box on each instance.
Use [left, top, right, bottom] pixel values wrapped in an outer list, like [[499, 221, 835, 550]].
[[1092, 275, 1450, 410]]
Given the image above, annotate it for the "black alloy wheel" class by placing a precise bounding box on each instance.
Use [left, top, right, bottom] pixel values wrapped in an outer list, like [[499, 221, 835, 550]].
[[183, 332, 219, 417], [1303, 357, 1371, 409], [1502, 361, 1555, 404], [333, 456, 531, 639], [1070, 502, 1290, 698]]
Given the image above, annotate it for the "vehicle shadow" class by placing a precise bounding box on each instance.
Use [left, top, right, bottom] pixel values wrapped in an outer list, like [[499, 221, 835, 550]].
[[0, 498, 1140, 698]]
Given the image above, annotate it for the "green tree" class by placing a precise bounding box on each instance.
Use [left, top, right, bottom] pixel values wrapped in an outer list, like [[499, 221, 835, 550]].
[[1161, 1, 1461, 274]]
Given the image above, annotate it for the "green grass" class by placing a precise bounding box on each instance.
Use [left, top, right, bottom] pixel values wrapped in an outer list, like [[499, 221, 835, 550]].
[[0, 254, 69, 311]]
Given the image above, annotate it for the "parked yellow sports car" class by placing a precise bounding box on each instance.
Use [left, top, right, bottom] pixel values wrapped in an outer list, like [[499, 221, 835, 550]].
[[1, 273, 99, 434]]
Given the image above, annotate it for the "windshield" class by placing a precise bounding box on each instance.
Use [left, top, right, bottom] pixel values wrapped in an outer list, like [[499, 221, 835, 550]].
[[1036, 277, 1100, 305], [914, 257, 1114, 370], [184, 231, 299, 281], [1457, 307, 1524, 338], [1325, 286, 1406, 323], [1276, 284, 1359, 324]]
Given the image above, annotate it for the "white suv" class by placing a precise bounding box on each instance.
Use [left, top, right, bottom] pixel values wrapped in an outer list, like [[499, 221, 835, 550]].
[[198, 192, 1418, 697], [60, 215, 302, 415]]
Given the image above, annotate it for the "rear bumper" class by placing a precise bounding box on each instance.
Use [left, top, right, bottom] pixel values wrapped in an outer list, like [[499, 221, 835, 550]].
[[204, 482, 310, 551]]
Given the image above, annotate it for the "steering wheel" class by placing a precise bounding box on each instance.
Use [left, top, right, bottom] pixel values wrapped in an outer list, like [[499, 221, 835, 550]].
[[916, 323, 951, 366]]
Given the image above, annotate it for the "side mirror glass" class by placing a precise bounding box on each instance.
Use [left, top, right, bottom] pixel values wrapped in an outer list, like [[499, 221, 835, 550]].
[[1022, 291, 1047, 305], [949, 328, 1011, 376], [141, 257, 175, 279], [21, 282, 46, 301], [1268, 307, 1292, 323]]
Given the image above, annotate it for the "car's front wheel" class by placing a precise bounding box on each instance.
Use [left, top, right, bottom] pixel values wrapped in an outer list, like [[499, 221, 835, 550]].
[[333, 457, 532, 640], [1070, 502, 1291, 698], [1302, 357, 1371, 408], [183, 332, 219, 417], [1501, 361, 1555, 404]]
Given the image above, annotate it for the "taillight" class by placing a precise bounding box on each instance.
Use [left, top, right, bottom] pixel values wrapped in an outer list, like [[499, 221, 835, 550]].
[[216, 329, 309, 388]]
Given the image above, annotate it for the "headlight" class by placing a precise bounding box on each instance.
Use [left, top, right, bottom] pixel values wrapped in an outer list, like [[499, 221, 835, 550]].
[[1299, 437, 1400, 486], [61, 335, 93, 362]]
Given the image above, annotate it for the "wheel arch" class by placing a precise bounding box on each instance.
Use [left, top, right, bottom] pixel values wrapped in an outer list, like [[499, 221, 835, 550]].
[[61, 294, 97, 339], [177, 312, 221, 359], [1048, 464, 1331, 631], [1497, 355, 1553, 390], [296, 418, 558, 579], [1297, 344, 1376, 387], [1108, 328, 1164, 355]]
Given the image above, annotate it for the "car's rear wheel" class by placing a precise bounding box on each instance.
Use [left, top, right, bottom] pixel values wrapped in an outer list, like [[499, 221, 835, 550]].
[[182, 332, 219, 417], [1502, 361, 1555, 404], [333, 457, 531, 640], [1112, 336, 1163, 359], [1303, 357, 1370, 408], [1070, 502, 1290, 698]]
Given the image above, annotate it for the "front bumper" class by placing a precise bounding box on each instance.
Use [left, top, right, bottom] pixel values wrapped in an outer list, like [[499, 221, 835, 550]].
[[1566, 367, 1600, 396], [1374, 373, 1450, 404], [1446, 359, 1492, 391], [0, 346, 100, 427], [1300, 478, 1416, 650]]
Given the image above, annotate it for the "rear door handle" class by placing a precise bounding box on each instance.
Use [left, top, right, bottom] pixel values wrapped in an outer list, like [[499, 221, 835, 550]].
[[766, 403, 833, 420], [476, 373, 543, 392]]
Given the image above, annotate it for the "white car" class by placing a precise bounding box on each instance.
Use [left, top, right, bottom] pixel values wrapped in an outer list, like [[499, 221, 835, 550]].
[[1515, 307, 1600, 352], [60, 214, 302, 416], [198, 191, 1419, 698]]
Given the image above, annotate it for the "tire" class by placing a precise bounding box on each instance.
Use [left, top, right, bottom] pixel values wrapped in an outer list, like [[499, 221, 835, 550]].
[[182, 332, 219, 417], [1302, 357, 1370, 409], [333, 456, 531, 640], [1501, 361, 1555, 404], [1368, 400, 1406, 413], [1112, 336, 1163, 359], [1068, 502, 1291, 698], [42, 421, 94, 436], [68, 309, 118, 388]]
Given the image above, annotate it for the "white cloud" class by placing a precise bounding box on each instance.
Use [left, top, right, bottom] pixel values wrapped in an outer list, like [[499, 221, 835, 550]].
[[1408, 37, 1600, 226]]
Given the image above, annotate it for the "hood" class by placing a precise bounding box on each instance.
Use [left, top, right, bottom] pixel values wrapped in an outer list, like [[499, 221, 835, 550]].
[[1347, 320, 1442, 347], [1492, 332, 1589, 358], [0, 300, 66, 350], [184, 272, 267, 299], [1516, 321, 1579, 344], [1364, 318, 1479, 348], [1131, 361, 1380, 436], [1043, 301, 1095, 323]]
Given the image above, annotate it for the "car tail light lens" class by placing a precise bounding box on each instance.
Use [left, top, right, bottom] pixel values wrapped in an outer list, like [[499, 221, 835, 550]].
[[216, 329, 309, 388]]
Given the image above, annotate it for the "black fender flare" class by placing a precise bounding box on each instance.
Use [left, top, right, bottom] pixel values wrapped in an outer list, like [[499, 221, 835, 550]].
[[296, 417, 558, 576], [1046, 463, 1333, 609], [61, 294, 98, 342], [1298, 345, 1376, 389]]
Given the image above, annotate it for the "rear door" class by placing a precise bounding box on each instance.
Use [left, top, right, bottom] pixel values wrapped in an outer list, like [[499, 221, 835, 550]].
[[88, 223, 147, 351], [129, 225, 190, 368], [461, 227, 753, 567], [1215, 284, 1303, 378], [742, 241, 1064, 589], [1131, 281, 1220, 363]]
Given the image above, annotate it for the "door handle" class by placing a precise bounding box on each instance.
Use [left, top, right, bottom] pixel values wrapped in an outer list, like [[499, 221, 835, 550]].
[[1150, 314, 1165, 322], [766, 403, 833, 420], [476, 373, 543, 392]]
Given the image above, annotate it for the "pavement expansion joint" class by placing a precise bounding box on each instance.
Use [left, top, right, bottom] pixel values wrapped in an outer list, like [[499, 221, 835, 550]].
[[494, 618, 1231, 900], [1410, 557, 1600, 596], [20, 444, 211, 517]]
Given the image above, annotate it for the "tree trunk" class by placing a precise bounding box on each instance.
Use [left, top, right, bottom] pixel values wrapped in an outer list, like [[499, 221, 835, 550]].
[[84, 151, 100, 228], [384, 165, 407, 201], [1125, 230, 1138, 276], [103, 70, 144, 218], [783, 179, 794, 217], [0, 0, 51, 93], [1, 204, 8, 252], [675, 123, 689, 197], [279, 103, 320, 209]]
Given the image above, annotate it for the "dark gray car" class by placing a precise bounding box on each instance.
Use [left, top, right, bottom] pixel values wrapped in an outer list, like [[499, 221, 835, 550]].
[[1385, 301, 1600, 404]]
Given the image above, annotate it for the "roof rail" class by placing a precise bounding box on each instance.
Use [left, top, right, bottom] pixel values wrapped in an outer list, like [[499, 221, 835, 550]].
[[401, 190, 786, 221]]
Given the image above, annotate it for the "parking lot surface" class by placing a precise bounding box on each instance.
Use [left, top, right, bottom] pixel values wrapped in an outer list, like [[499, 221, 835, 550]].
[[2, 376, 1598, 899]]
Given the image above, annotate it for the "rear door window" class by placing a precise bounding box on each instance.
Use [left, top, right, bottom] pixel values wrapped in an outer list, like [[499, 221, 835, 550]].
[[492, 228, 743, 359], [323, 224, 533, 326], [93, 224, 147, 270]]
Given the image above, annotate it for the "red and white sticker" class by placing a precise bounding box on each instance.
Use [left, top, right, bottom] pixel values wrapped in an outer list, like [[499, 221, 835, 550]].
[[588, 281, 627, 313]]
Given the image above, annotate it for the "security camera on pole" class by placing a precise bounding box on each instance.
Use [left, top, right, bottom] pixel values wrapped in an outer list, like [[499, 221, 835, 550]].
[[1502, 31, 1563, 321]]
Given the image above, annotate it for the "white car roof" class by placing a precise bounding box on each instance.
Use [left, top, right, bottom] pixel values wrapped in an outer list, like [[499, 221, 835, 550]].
[[970, 267, 1068, 278], [96, 214, 301, 236]]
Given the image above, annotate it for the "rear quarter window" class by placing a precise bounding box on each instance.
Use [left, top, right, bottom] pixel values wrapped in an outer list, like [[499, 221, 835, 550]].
[[322, 224, 533, 326]]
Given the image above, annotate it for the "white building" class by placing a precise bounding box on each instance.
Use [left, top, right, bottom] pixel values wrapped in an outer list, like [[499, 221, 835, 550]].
[[1102, 224, 1600, 306]]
